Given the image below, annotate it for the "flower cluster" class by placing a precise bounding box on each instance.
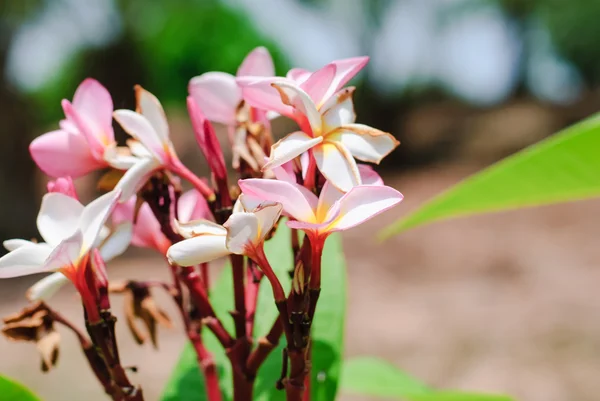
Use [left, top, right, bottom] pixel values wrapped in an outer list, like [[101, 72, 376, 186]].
[[0, 47, 402, 401]]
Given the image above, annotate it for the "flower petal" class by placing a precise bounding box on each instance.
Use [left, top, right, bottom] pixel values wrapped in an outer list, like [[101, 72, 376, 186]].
[[271, 81, 321, 133], [178, 189, 212, 223], [115, 157, 161, 202], [99, 223, 132, 261], [239, 178, 317, 223], [327, 185, 403, 232], [223, 212, 259, 254], [37, 193, 84, 247], [135, 86, 170, 144], [189, 72, 241, 125], [113, 110, 165, 162], [237, 76, 295, 117], [79, 190, 121, 256], [321, 87, 356, 129], [271, 161, 297, 184], [286, 68, 311, 84], [237, 46, 275, 77], [334, 124, 399, 164], [4, 239, 36, 251], [313, 141, 361, 192], [30, 130, 104, 178], [358, 164, 384, 186], [42, 231, 83, 273], [299, 64, 336, 108], [167, 235, 229, 266], [263, 131, 323, 171], [316, 181, 344, 222], [0, 243, 54, 278], [326, 56, 369, 98], [175, 219, 227, 239], [72, 78, 114, 143], [26, 272, 69, 301], [253, 202, 283, 242]]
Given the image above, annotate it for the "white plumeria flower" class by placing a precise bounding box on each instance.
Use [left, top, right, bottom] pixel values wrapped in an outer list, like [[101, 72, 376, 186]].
[[25, 221, 132, 301], [239, 58, 399, 192], [112, 86, 180, 201], [167, 195, 282, 266], [0, 190, 122, 292]]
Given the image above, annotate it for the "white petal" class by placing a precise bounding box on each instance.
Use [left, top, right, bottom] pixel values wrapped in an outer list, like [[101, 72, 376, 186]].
[[263, 131, 323, 171], [223, 212, 259, 254], [335, 124, 399, 164], [113, 110, 165, 162], [42, 231, 83, 272], [253, 202, 283, 242], [321, 88, 356, 130], [327, 185, 403, 232], [103, 145, 140, 169], [175, 219, 227, 239], [136, 86, 170, 144], [116, 157, 161, 202], [37, 193, 84, 247], [0, 243, 54, 278], [99, 223, 132, 261], [167, 235, 229, 266], [237, 193, 263, 212], [79, 190, 121, 256], [26, 272, 69, 301], [4, 239, 35, 251], [313, 142, 361, 192], [271, 82, 322, 133]]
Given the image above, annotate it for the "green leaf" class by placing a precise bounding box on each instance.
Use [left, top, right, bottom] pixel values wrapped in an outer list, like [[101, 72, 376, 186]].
[[162, 223, 347, 401], [340, 357, 429, 398], [380, 112, 600, 238], [0, 375, 42, 401], [341, 358, 514, 401]]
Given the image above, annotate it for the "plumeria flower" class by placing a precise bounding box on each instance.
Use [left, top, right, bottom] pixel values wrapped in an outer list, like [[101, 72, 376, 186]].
[[113, 86, 213, 202], [0, 190, 122, 314], [189, 47, 277, 172], [30, 79, 117, 178], [167, 194, 281, 266], [238, 177, 402, 249], [189, 46, 275, 131], [239, 57, 399, 191], [112, 189, 212, 255]]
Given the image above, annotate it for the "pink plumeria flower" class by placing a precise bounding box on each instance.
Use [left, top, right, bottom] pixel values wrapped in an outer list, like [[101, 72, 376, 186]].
[[188, 46, 275, 131], [113, 86, 212, 201], [239, 57, 399, 192], [166, 194, 281, 267], [112, 189, 212, 255], [0, 190, 123, 304], [238, 177, 402, 244], [30, 79, 117, 178]]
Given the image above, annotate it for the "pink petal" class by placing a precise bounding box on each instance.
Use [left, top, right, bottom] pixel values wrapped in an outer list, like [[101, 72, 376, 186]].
[[327, 185, 403, 232], [135, 85, 170, 145], [62, 100, 107, 160], [239, 178, 318, 223], [286, 68, 311, 84], [358, 164, 384, 186], [178, 189, 212, 223], [237, 76, 295, 117], [72, 78, 115, 143], [271, 81, 322, 133], [113, 199, 167, 251], [30, 130, 105, 178], [237, 46, 275, 77], [326, 56, 369, 99], [300, 63, 336, 108], [189, 72, 241, 125], [47, 177, 78, 199]]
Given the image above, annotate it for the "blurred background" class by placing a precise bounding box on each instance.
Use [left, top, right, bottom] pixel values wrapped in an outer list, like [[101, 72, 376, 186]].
[[2, 0, 600, 400]]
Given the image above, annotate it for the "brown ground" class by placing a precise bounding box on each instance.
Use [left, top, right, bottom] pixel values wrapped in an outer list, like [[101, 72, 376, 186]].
[[2, 164, 600, 401]]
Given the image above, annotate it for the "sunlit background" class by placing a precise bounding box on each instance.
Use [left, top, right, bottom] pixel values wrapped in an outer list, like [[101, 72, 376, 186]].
[[2, 1, 600, 400]]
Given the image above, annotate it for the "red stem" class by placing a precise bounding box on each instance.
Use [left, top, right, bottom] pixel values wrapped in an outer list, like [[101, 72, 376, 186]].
[[245, 260, 263, 337], [170, 159, 215, 201], [200, 263, 210, 293]]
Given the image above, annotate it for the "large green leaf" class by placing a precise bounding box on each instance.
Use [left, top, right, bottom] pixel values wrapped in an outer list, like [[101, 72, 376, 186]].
[[0, 375, 42, 401], [380, 112, 600, 238], [340, 358, 513, 401], [162, 224, 347, 401]]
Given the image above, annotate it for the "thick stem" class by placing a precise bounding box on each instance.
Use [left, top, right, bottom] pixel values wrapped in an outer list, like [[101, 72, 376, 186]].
[[246, 319, 283, 379], [200, 263, 210, 293], [245, 260, 263, 337], [229, 254, 247, 340]]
